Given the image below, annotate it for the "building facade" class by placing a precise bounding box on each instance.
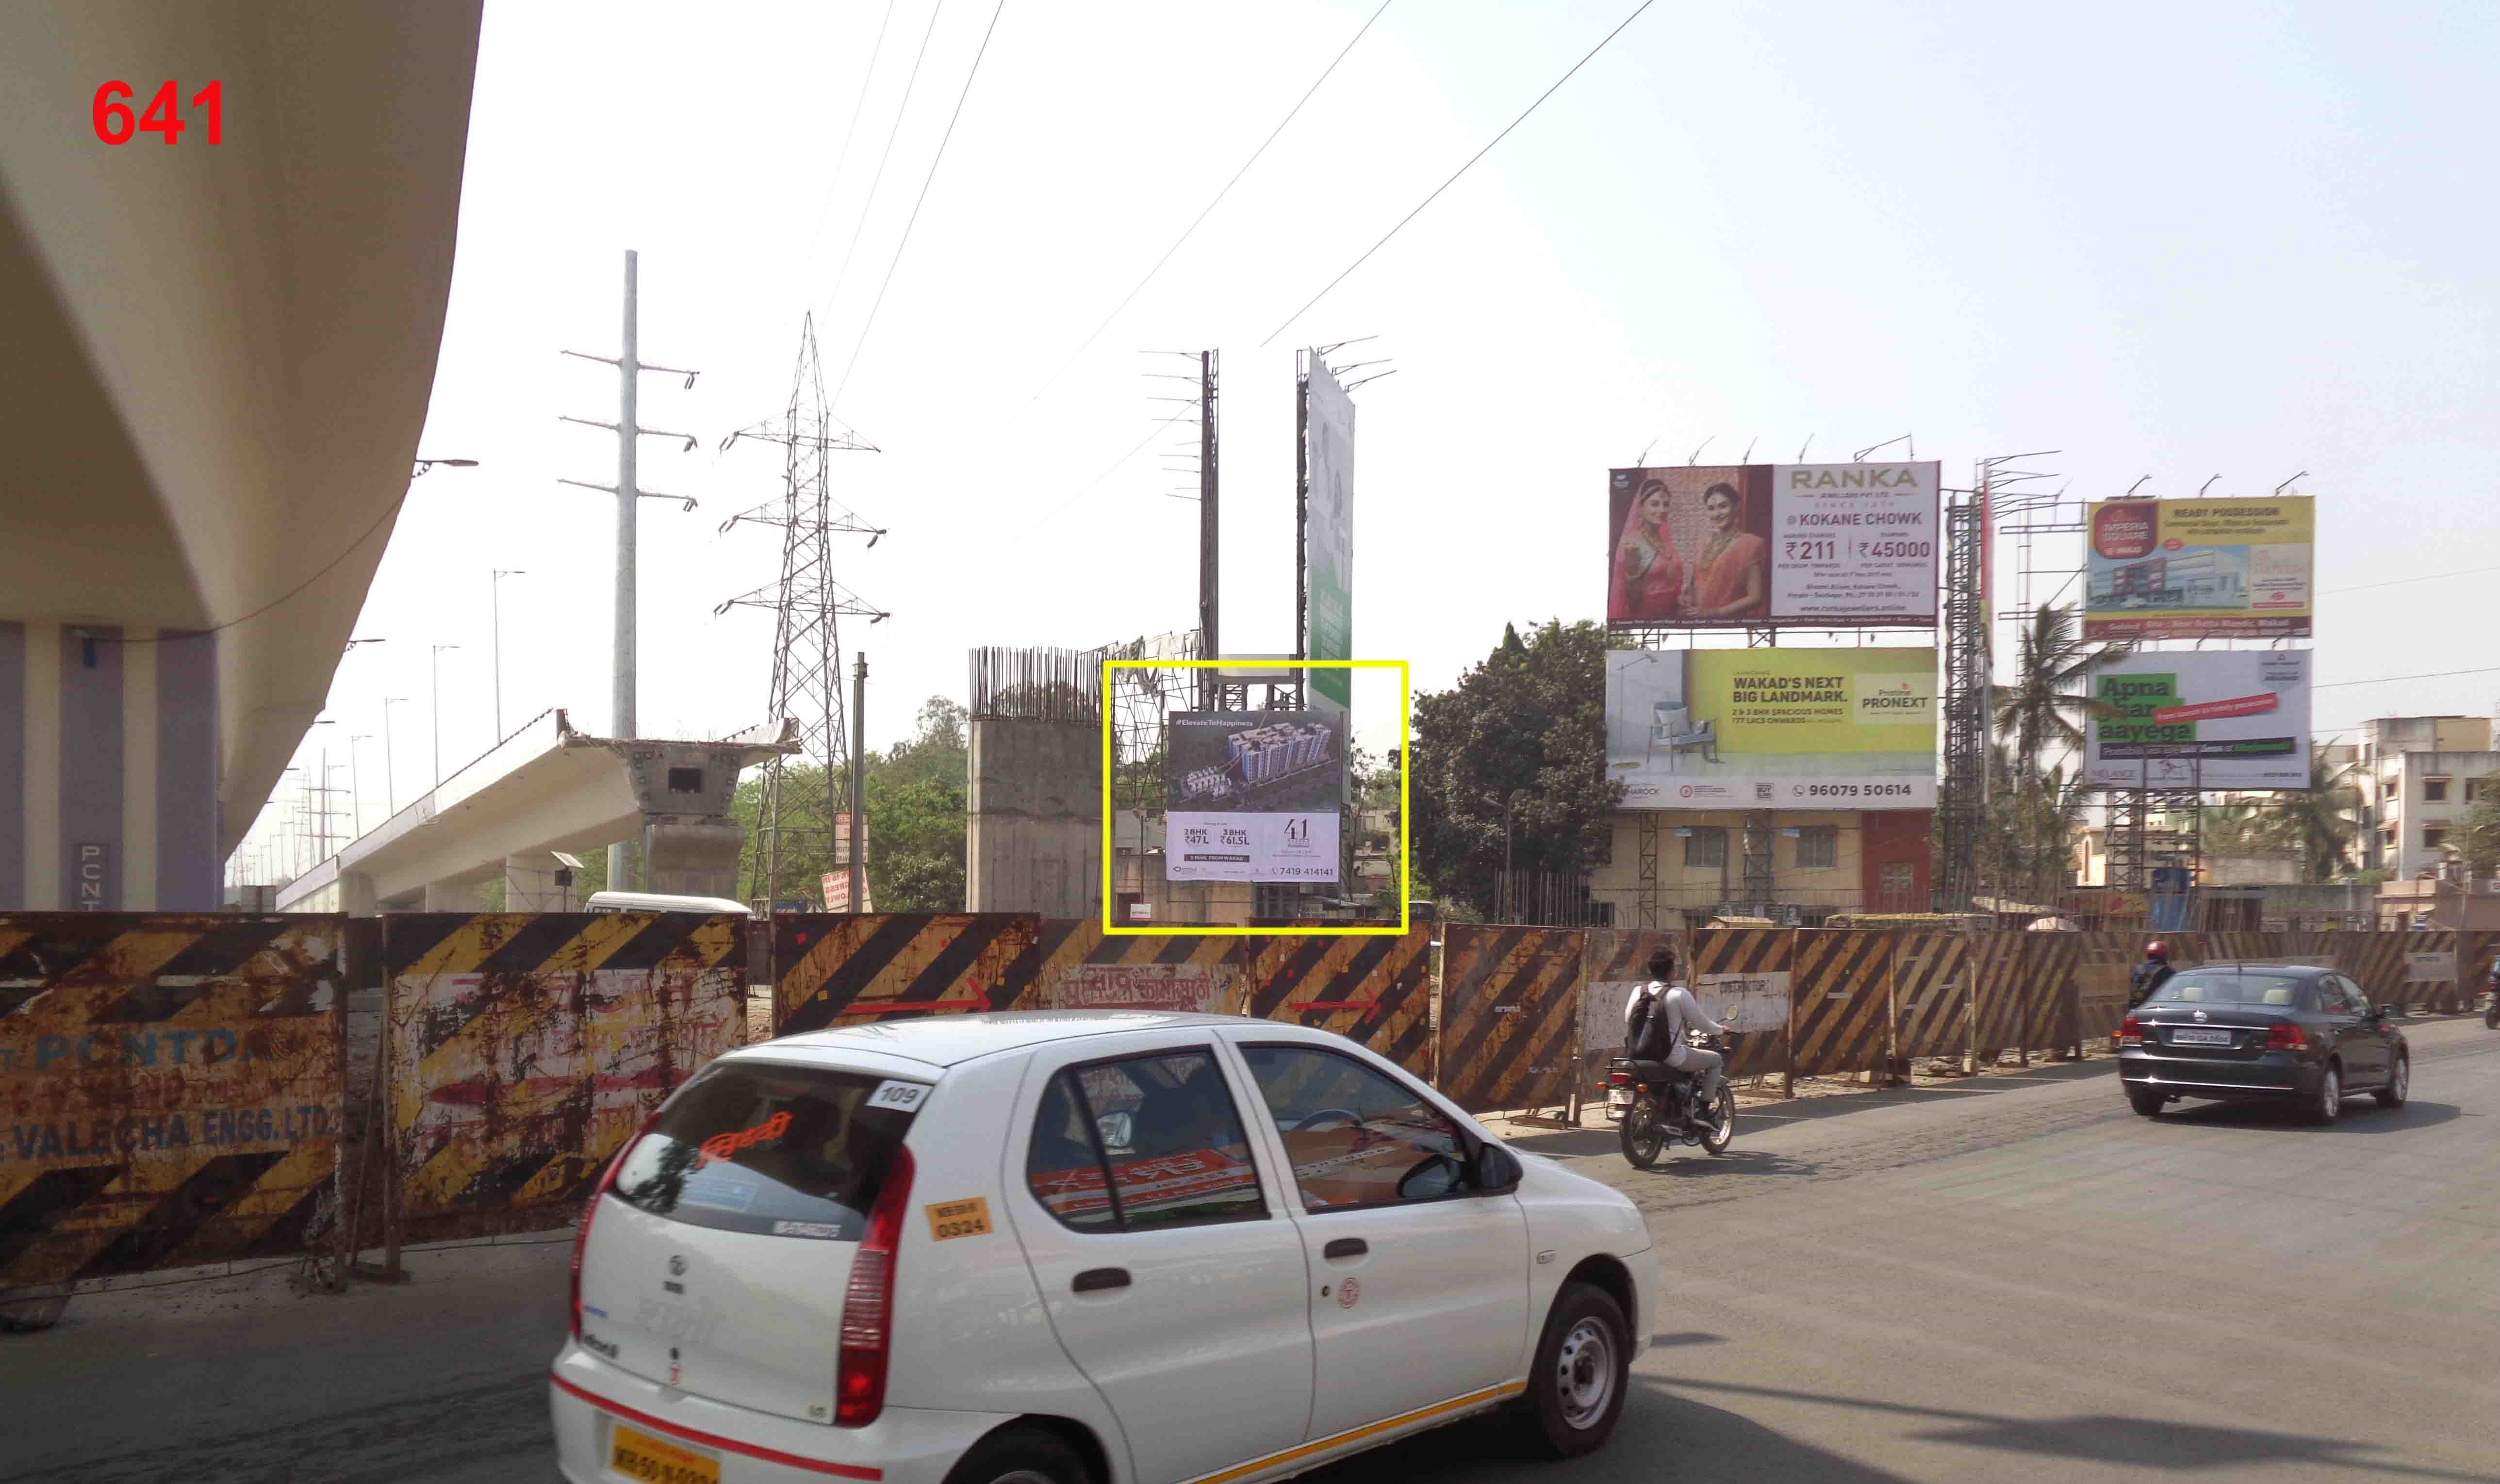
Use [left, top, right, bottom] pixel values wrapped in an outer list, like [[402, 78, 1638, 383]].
[[2351, 717, 2500, 880]]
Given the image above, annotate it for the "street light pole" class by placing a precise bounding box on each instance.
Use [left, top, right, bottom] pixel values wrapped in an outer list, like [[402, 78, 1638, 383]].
[[382, 698, 408, 814], [491, 570, 526, 741], [349, 734, 371, 839], [431, 645, 461, 786]]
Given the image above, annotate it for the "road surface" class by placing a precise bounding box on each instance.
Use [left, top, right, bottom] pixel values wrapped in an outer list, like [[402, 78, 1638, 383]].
[[4, 1019, 2492, 1484]]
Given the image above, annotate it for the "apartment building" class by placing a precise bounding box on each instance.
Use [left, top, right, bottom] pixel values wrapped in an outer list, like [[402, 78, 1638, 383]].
[[2349, 716, 2500, 879]]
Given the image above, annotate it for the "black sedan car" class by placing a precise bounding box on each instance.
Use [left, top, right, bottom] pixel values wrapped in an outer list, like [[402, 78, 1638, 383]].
[[2119, 964, 2408, 1124]]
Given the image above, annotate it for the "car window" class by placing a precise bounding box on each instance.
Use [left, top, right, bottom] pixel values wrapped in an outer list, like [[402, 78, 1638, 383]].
[[2147, 971, 2311, 1008], [2336, 977, 2372, 1014], [609, 1061, 921, 1240], [1238, 1044, 1470, 1211], [1024, 1049, 1266, 1233]]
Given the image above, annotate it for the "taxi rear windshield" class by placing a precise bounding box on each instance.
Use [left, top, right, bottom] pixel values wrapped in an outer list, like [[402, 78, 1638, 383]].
[[608, 1062, 923, 1239], [2147, 971, 2310, 1007]]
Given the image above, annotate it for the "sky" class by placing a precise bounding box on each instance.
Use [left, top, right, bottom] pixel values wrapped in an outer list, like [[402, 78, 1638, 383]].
[[239, 0, 2500, 871]]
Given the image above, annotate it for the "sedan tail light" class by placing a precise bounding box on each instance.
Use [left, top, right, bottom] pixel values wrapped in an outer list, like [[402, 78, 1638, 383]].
[[2263, 1021, 2307, 1052], [837, 1142, 916, 1427], [2118, 1016, 2145, 1047]]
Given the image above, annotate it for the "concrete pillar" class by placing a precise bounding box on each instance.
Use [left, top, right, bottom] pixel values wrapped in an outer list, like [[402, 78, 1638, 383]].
[[340, 870, 378, 916], [966, 717, 1100, 918], [504, 854, 570, 912]]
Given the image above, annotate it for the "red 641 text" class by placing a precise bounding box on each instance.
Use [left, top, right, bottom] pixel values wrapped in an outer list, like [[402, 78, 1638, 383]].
[[93, 81, 222, 145]]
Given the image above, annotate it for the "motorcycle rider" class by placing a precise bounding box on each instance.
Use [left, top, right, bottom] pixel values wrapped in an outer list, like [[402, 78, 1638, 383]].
[[1621, 948, 1729, 1119], [2127, 941, 2176, 1010]]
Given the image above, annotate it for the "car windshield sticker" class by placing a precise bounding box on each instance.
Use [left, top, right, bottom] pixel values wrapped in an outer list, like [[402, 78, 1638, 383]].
[[696, 1110, 790, 1166]]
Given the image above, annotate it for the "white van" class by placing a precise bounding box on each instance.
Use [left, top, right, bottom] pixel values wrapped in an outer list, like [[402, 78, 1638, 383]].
[[581, 891, 752, 916]]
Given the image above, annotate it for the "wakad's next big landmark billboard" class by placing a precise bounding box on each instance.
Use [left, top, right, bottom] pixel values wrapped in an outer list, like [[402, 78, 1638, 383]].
[[1605, 648, 1938, 810]]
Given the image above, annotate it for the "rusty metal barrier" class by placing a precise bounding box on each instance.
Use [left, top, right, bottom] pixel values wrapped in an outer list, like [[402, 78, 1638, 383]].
[[1789, 930, 1893, 1079], [1241, 930, 1436, 1084], [1578, 930, 1678, 1100], [381, 913, 744, 1243], [0, 914, 345, 1295], [1892, 930, 1970, 1061], [772, 914, 1043, 1032], [2074, 931, 2138, 1044], [1438, 926, 1584, 1114]]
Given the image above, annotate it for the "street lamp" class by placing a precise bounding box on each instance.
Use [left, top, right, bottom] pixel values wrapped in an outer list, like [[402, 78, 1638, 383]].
[[430, 647, 461, 786], [345, 636, 389, 650], [412, 457, 480, 477], [349, 734, 373, 839], [492, 570, 527, 740], [382, 697, 409, 814]]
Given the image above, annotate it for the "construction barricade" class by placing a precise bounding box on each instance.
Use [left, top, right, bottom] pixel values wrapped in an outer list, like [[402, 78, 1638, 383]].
[[1788, 930, 1893, 1079], [1240, 929, 1437, 1085], [1438, 926, 1585, 1114], [378, 912, 745, 1243], [1684, 928, 1792, 1084], [1892, 930, 1971, 1061], [0, 914, 345, 1295]]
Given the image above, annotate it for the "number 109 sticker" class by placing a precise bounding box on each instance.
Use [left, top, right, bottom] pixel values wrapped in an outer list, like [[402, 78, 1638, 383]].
[[868, 1079, 930, 1112]]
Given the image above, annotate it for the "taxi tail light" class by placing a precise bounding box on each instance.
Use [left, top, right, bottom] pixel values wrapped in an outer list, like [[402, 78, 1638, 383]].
[[837, 1142, 916, 1427], [2118, 1016, 2144, 1047], [571, 1113, 659, 1340], [2264, 1021, 2307, 1052]]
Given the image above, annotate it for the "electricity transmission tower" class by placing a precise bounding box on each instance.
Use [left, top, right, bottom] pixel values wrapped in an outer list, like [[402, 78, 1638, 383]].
[[716, 314, 888, 909]]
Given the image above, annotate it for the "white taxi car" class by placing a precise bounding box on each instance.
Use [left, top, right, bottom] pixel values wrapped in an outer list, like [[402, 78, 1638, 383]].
[[550, 1011, 1655, 1484]]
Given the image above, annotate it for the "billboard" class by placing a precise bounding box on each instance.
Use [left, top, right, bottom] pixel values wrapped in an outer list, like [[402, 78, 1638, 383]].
[[2083, 497, 2314, 639], [1166, 709, 1345, 882], [2084, 651, 2312, 791], [1606, 462, 1941, 629], [1605, 648, 1938, 810], [1304, 358, 1355, 726]]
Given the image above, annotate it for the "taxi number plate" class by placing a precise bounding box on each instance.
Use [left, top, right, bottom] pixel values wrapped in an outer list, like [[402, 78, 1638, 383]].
[[2171, 1027, 2233, 1046], [609, 1422, 720, 1484]]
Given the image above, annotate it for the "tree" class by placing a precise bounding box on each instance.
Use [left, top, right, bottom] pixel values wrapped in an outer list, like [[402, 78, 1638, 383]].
[[2446, 800, 2500, 881], [2275, 749, 2363, 882], [1993, 603, 2129, 775], [1408, 619, 1622, 915], [732, 696, 969, 911]]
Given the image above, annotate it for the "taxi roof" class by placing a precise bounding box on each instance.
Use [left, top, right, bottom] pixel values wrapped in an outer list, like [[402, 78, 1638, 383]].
[[744, 1010, 1288, 1070]]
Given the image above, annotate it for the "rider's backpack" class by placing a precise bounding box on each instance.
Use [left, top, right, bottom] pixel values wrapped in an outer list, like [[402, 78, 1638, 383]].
[[1627, 988, 1672, 1060]]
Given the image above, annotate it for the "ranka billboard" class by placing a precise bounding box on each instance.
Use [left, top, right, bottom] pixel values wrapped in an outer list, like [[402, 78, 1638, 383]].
[[2084, 651, 2311, 791], [2083, 496, 2313, 639], [1605, 648, 1938, 810], [1607, 463, 1941, 629]]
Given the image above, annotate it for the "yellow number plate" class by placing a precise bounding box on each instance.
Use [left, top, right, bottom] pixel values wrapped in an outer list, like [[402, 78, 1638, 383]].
[[609, 1422, 720, 1484], [925, 1196, 994, 1240]]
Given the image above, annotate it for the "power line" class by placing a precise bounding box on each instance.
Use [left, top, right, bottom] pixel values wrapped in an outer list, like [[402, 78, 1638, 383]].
[[2314, 666, 2500, 691], [1029, 403, 1203, 530], [2319, 563, 2500, 598], [794, 0, 903, 277], [87, 487, 414, 644], [819, 0, 952, 327], [1022, 0, 1396, 407], [831, 0, 1010, 411], [1260, 0, 1657, 346]]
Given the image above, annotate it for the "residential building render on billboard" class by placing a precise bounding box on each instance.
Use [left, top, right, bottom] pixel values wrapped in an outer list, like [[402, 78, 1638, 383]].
[[2084, 651, 2312, 791], [2083, 496, 2313, 639], [1604, 647, 1939, 810], [1229, 719, 1333, 784], [1606, 462, 1941, 630]]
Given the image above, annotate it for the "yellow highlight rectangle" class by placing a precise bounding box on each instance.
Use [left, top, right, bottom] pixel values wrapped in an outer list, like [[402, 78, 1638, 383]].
[[1100, 659, 1409, 936]]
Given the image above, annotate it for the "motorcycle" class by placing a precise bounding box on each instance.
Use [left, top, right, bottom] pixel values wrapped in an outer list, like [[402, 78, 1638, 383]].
[[1607, 1030, 1737, 1168], [2480, 980, 2499, 1030]]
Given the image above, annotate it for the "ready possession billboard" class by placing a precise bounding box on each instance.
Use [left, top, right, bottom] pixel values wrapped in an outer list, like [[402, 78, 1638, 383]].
[[2083, 497, 2313, 639], [1165, 709, 1345, 882], [2084, 651, 2312, 791], [1607, 462, 1941, 629], [1304, 357, 1355, 726], [1605, 648, 1938, 810]]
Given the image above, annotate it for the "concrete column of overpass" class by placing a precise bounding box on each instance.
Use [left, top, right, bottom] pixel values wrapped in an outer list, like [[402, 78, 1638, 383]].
[[504, 853, 572, 912]]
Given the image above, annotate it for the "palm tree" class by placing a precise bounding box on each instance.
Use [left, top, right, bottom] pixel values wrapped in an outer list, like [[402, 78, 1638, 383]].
[[2274, 747, 2362, 882], [1992, 603, 2131, 775]]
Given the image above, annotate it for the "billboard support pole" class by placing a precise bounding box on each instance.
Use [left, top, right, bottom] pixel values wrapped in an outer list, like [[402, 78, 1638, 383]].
[[1198, 351, 1220, 709]]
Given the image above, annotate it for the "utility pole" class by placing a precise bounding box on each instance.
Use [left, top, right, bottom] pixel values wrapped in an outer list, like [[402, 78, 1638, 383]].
[[491, 569, 526, 742], [1199, 350, 1220, 707], [849, 654, 868, 914], [431, 645, 459, 787], [717, 314, 885, 910], [561, 249, 702, 894]]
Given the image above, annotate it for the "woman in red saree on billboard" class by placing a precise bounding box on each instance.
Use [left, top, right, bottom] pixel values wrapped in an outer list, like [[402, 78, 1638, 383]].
[[1685, 481, 1768, 620], [1609, 477, 1685, 621]]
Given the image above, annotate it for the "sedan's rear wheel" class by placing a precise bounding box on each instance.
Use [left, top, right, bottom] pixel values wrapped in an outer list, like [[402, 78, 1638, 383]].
[[2304, 1063, 2342, 1125], [1516, 1281, 1629, 1458], [1619, 1094, 1664, 1169], [2375, 1053, 2409, 1109], [2126, 1088, 2166, 1117]]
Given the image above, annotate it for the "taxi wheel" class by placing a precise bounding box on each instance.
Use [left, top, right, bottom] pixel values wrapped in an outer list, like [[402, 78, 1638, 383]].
[[942, 1425, 1092, 1484], [1517, 1281, 1629, 1459]]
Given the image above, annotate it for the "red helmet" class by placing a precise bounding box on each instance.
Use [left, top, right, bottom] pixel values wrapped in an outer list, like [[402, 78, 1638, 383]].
[[2145, 941, 2170, 960]]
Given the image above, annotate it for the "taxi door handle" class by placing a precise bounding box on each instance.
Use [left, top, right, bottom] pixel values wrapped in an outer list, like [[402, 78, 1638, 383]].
[[1073, 1268, 1131, 1293], [1323, 1238, 1367, 1259]]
